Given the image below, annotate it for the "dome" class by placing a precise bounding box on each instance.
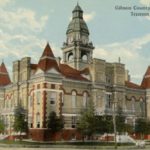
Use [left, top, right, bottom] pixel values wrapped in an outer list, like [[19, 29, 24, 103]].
[[66, 4, 89, 35], [66, 18, 89, 35]]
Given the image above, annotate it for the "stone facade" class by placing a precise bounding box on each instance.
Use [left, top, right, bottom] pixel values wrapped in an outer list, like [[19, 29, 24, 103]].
[[0, 4, 148, 141]]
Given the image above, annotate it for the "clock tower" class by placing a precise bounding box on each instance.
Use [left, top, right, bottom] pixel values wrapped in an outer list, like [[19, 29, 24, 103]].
[[62, 4, 94, 70]]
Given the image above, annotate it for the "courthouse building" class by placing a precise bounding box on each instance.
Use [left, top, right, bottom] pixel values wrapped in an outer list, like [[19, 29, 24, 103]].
[[0, 4, 149, 140]]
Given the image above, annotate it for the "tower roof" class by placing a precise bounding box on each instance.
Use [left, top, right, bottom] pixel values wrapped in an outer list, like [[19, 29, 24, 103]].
[[73, 3, 83, 13], [141, 66, 150, 88], [66, 4, 89, 35], [0, 62, 11, 86], [0, 62, 8, 73], [41, 42, 55, 58], [38, 43, 60, 72]]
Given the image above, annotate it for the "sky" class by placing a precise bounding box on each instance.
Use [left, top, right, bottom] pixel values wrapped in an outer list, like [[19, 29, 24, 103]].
[[1, 0, 150, 84]]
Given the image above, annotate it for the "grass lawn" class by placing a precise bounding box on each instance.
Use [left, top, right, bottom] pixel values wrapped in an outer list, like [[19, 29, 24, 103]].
[[0, 140, 135, 146]]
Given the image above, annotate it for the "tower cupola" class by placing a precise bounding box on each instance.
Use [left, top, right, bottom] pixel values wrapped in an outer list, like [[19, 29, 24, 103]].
[[62, 4, 94, 70], [66, 3, 89, 44]]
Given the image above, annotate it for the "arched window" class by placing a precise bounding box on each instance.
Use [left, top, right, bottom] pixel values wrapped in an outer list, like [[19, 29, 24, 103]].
[[72, 91, 76, 108], [68, 52, 74, 62], [50, 92, 56, 105], [83, 92, 88, 107], [82, 55, 88, 61], [36, 113, 40, 128], [140, 98, 144, 114]]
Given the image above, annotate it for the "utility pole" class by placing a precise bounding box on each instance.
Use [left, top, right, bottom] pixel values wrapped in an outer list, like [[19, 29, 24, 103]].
[[112, 101, 118, 149]]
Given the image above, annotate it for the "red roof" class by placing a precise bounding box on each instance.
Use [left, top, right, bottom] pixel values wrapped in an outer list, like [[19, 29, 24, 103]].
[[141, 66, 150, 88], [125, 81, 143, 89], [59, 64, 88, 81], [30, 64, 38, 70], [0, 62, 11, 86], [0, 62, 8, 73], [41, 43, 55, 58], [35, 43, 89, 81], [38, 43, 60, 72]]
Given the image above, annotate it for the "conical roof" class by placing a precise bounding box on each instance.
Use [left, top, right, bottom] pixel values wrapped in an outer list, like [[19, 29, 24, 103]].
[[38, 43, 60, 72], [0, 62, 8, 73], [41, 43, 55, 58], [0, 62, 11, 86], [73, 3, 83, 13]]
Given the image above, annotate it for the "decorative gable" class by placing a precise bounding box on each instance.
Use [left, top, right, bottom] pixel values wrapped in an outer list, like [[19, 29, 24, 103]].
[[35, 68, 44, 75], [46, 68, 60, 74]]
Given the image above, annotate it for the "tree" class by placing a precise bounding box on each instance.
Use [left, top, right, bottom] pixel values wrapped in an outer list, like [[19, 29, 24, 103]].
[[125, 123, 134, 134], [96, 115, 113, 134], [0, 118, 5, 133], [95, 115, 113, 142], [134, 118, 150, 139], [47, 111, 64, 133], [77, 100, 96, 139], [13, 105, 28, 140], [116, 106, 126, 134]]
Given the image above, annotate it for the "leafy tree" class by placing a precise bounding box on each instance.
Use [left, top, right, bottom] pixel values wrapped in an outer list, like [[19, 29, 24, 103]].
[[125, 123, 134, 134], [13, 105, 28, 140], [47, 111, 64, 133], [96, 115, 113, 134], [134, 118, 150, 139], [0, 118, 5, 133], [116, 106, 126, 134], [77, 100, 96, 139], [95, 115, 113, 142]]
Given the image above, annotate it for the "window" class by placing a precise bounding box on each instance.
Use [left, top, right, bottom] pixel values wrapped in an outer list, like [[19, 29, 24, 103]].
[[51, 84, 55, 89], [106, 76, 111, 84], [72, 116, 76, 128], [106, 93, 112, 108], [36, 92, 40, 105], [28, 116, 33, 128], [83, 92, 88, 107], [82, 55, 88, 61], [131, 97, 135, 112], [68, 53, 74, 62], [50, 92, 56, 105], [140, 98, 144, 114], [62, 93, 64, 106], [72, 91, 76, 108], [36, 113, 40, 128]]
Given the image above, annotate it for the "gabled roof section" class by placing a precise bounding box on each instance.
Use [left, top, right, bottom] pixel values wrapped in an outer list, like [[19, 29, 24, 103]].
[[41, 43, 55, 58], [0, 62, 11, 86], [38, 43, 60, 72], [59, 64, 88, 81], [141, 66, 150, 89], [0, 62, 8, 73], [125, 81, 143, 89]]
